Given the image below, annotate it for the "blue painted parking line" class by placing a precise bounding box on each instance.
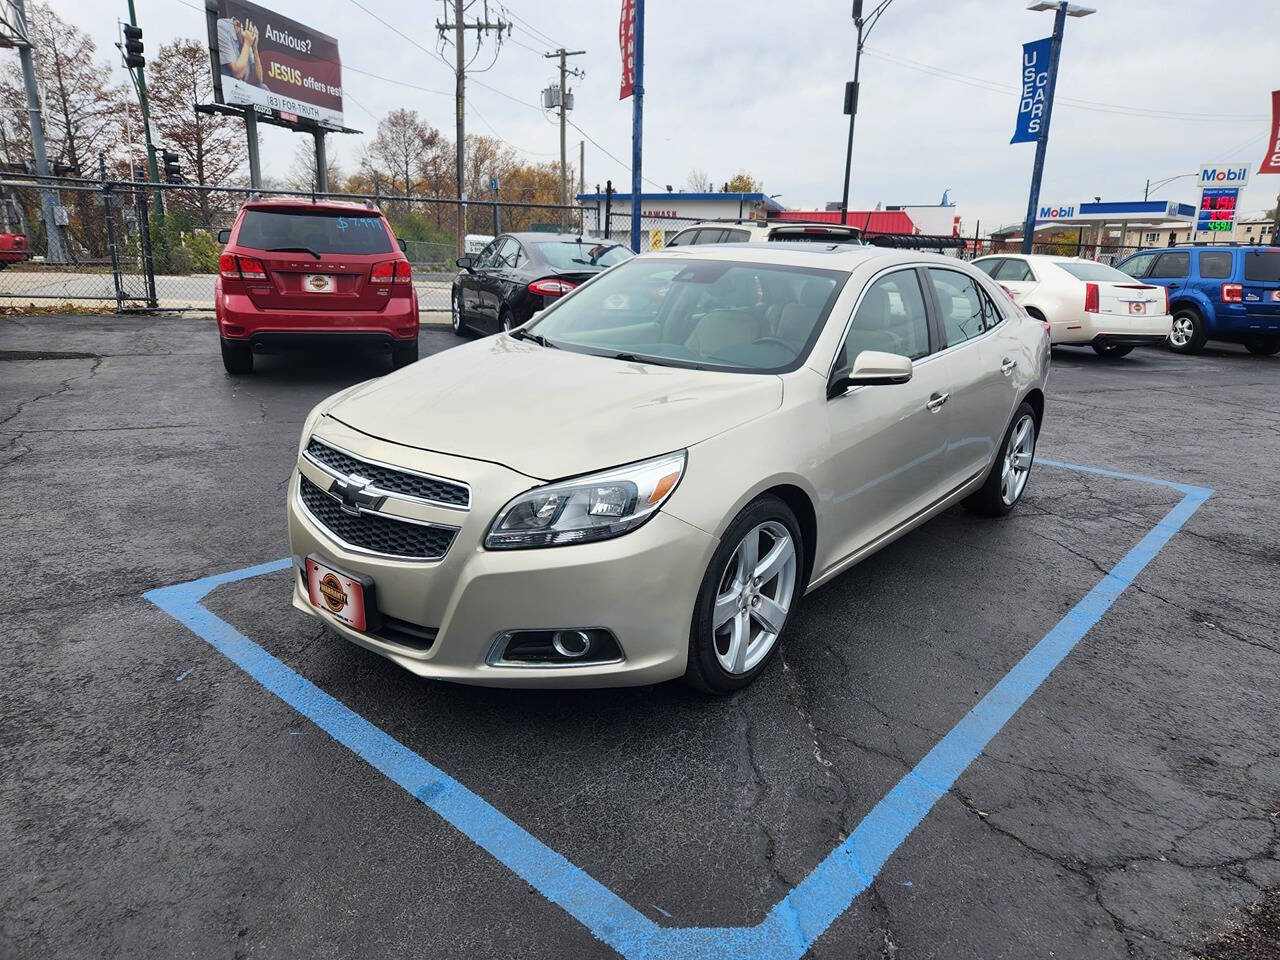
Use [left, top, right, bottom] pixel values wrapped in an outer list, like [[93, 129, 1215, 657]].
[[144, 461, 1212, 960]]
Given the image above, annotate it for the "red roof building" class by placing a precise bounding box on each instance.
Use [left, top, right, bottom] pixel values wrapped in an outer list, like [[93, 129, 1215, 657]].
[[773, 209, 917, 236]]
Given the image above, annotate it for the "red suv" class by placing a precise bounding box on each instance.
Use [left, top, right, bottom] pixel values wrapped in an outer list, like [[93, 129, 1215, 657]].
[[215, 199, 419, 374]]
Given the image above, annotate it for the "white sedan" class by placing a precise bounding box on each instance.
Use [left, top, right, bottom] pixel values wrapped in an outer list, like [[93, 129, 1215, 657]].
[[973, 254, 1171, 358]]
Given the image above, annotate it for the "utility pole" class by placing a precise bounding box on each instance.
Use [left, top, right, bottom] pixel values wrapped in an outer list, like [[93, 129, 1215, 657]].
[[10, 0, 67, 262], [579, 140, 585, 195], [437, 1, 509, 256], [544, 48, 585, 231], [840, 0, 895, 226], [124, 0, 163, 215], [1018, 2, 1094, 254], [629, 0, 644, 254]]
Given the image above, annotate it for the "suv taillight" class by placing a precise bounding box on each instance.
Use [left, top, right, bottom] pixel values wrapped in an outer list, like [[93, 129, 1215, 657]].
[[1084, 282, 1099, 313], [529, 278, 577, 297], [219, 253, 266, 281], [371, 260, 411, 284], [1221, 282, 1243, 303]]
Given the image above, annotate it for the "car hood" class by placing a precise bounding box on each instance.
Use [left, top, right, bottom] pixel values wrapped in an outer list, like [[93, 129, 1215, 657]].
[[325, 335, 783, 480]]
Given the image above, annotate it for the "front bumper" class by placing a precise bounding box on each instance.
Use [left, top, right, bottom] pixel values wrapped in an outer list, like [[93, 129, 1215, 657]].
[[1055, 311, 1172, 345], [286, 423, 719, 687]]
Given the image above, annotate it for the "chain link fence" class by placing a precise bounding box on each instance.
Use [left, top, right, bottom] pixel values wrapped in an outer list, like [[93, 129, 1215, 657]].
[[0, 175, 585, 312]]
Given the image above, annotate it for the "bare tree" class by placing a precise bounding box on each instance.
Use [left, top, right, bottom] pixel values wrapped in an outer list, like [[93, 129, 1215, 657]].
[[147, 38, 247, 225], [285, 140, 344, 193], [369, 109, 435, 197], [684, 168, 713, 192]]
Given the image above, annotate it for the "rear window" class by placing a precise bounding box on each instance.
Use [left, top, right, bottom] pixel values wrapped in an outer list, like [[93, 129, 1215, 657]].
[[236, 209, 393, 255], [1198, 251, 1233, 279], [535, 240, 632, 270], [1242, 249, 1280, 283], [1054, 261, 1137, 282]]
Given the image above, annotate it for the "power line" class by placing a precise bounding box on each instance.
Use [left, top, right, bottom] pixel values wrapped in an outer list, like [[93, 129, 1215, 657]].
[[501, 6, 563, 50]]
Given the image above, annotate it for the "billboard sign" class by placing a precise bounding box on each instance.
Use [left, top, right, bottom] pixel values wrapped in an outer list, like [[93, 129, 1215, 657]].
[[1259, 91, 1280, 175], [1011, 36, 1052, 144], [618, 0, 636, 99], [1196, 187, 1239, 233], [210, 0, 343, 127]]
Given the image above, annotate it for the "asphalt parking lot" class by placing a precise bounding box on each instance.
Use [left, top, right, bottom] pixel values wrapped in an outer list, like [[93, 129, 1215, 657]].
[[2, 313, 1277, 960]]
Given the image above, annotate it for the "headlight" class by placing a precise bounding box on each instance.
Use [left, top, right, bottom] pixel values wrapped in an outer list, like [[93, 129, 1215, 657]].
[[485, 450, 687, 549]]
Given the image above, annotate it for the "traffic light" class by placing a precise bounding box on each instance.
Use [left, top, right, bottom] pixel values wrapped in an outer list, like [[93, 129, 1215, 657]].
[[123, 24, 144, 69], [162, 150, 181, 184]]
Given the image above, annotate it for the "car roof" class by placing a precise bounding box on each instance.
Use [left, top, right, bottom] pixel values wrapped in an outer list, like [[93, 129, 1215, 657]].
[[505, 231, 622, 243], [241, 197, 384, 215], [636, 242, 967, 271]]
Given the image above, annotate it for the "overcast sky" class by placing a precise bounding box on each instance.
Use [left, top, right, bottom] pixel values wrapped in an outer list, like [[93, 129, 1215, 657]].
[[48, 0, 1280, 230]]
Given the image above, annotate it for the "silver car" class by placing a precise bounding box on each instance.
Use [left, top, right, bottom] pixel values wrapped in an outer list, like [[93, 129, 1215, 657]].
[[287, 245, 1050, 693]]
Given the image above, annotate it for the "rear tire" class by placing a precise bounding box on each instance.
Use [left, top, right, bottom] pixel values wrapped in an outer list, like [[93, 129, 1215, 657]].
[[500, 307, 514, 333], [684, 495, 803, 695], [1168, 308, 1207, 354], [451, 289, 468, 337], [392, 339, 419, 369], [1244, 335, 1280, 356], [220, 337, 253, 375], [1092, 343, 1134, 358], [965, 402, 1037, 517]]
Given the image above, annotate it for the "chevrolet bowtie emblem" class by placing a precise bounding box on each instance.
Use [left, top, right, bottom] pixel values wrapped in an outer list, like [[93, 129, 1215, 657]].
[[329, 473, 385, 516]]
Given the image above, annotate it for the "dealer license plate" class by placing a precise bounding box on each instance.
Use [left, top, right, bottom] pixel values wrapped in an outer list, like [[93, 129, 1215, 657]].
[[305, 556, 368, 631], [1128, 301, 1146, 315], [304, 274, 335, 293], [1271, 290, 1280, 302]]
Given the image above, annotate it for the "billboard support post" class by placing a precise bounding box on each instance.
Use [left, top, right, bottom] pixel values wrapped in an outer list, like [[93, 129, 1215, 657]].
[[313, 130, 327, 194], [244, 109, 261, 189]]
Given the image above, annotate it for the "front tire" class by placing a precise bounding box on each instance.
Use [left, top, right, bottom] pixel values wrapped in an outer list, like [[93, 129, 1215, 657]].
[[500, 307, 514, 333], [684, 495, 803, 694], [220, 337, 252, 375], [966, 402, 1037, 517], [1168, 308, 1207, 354], [451, 289, 467, 337], [1092, 343, 1134, 358], [1244, 335, 1280, 356]]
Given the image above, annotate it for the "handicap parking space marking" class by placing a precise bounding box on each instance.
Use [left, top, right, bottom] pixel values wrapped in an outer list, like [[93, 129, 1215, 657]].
[[144, 461, 1213, 960]]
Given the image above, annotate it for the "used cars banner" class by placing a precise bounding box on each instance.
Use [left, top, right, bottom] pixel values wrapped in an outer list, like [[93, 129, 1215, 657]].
[[212, 0, 343, 127], [1010, 36, 1052, 145], [1260, 90, 1280, 175]]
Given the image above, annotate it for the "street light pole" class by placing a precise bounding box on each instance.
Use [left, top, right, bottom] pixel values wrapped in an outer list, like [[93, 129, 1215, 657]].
[[839, 0, 894, 226], [1018, 2, 1093, 255]]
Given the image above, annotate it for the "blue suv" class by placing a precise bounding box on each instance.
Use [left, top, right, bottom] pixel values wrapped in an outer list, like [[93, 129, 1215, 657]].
[[1115, 246, 1280, 355]]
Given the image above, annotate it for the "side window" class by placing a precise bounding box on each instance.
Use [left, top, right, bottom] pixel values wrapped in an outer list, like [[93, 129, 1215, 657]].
[[1198, 251, 1232, 279], [994, 258, 1034, 282], [722, 228, 751, 243], [927, 268, 987, 347], [840, 269, 931, 365], [693, 228, 728, 244], [973, 258, 1003, 278], [1150, 252, 1190, 278], [975, 283, 1004, 330], [667, 229, 697, 247], [493, 237, 520, 269], [1120, 253, 1155, 278], [473, 239, 500, 269]]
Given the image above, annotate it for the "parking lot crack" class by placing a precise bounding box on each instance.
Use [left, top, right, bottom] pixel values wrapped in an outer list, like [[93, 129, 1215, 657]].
[[0, 355, 102, 429]]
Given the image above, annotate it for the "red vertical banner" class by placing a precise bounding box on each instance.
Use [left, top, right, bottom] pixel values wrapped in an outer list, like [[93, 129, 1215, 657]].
[[1260, 90, 1280, 175], [618, 0, 636, 100]]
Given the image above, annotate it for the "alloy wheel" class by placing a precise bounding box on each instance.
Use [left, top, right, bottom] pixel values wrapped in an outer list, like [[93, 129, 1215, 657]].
[[1001, 414, 1036, 507], [1169, 314, 1195, 348], [712, 520, 798, 675], [451, 292, 462, 333]]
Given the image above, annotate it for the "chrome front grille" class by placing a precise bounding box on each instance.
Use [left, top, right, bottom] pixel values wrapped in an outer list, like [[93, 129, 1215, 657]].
[[298, 474, 457, 560], [304, 438, 470, 509]]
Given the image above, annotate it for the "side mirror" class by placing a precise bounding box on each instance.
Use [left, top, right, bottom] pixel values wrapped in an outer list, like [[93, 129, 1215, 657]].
[[827, 350, 913, 398], [397, 237, 407, 253], [217, 229, 231, 244], [455, 256, 473, 271]]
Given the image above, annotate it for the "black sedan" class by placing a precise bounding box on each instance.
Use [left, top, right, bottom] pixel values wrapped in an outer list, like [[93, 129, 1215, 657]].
[[450, 232, 633, 336]]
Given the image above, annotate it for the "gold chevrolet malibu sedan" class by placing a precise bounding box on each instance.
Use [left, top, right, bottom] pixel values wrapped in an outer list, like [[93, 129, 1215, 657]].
[[288, 245, 1049, 693]]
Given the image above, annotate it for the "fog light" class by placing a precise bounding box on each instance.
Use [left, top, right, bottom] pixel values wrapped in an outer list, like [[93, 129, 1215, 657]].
[[489, 628, 622, 666]]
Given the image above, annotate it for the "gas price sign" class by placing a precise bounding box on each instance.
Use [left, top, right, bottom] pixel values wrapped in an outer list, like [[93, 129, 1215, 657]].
[[1197, 187, 1239, 233]]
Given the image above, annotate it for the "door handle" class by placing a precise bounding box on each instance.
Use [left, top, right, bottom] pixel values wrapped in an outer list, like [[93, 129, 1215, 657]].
[[926, 392, 950, 412], [1001, 358, 1017, 375]]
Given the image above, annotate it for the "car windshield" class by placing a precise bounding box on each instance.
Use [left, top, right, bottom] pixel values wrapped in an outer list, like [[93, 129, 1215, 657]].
[[536, 240, 633, 271], [527, 257, 845, 373], [1242, 249, 1280, 283], [236, 209, 393, 255], [1054, 260, 1137, 282]]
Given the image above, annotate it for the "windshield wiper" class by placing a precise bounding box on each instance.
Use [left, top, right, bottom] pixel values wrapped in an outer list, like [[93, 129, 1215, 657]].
[[610, 351, 703, 369], [266, 245, 320, 259], [510, 328, 559, 349]]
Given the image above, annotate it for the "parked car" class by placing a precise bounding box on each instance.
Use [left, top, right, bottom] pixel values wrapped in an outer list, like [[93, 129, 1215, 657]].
[[665, 219, 862, 247], [288, 245, 1049, 693], [973, 253, 1170, 357], [1114, 246, 1280, 356], [450, 232, 633, 336], [215, 199, 419, 374], [0, 232, 29, 268]]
